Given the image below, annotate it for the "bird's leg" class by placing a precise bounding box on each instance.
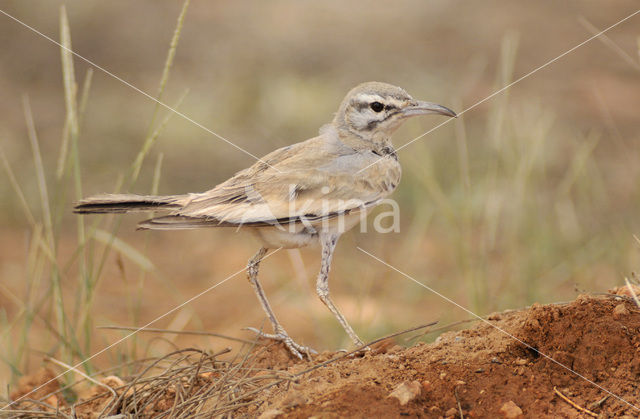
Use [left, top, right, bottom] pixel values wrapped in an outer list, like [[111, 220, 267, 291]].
[[245, 247, 316, 359], [316, 233, 365, 347]]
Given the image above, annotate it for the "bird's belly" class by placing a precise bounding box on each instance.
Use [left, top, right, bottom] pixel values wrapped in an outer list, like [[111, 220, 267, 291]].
[[321, 211, 366, 235], [251, 226, 318, 249], [249, 212, 366, 249]]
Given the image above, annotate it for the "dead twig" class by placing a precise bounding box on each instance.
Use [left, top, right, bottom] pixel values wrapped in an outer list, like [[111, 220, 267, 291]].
[[98, 326, 255, 344], [406, 318, 478, 343], [553, 387, 598, 417], [0, 409, 68, 419], [588, 394, 610, 411], [454, 387, 464, 418], [45, 356, 119, 417]]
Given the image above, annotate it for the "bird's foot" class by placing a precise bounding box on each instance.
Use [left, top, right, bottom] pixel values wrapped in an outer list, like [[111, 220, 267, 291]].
[[245, 327, 317, 360]]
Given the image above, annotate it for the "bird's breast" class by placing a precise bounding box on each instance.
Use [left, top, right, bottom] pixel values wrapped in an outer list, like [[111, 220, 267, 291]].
[[359, 153, 402, 197]]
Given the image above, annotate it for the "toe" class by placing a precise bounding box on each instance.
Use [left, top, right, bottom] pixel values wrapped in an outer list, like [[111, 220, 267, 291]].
[[244, 326, 315, 359]]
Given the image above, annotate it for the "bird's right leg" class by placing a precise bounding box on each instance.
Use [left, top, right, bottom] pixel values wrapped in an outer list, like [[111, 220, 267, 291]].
[[245, 247, 316, 359], [316, 233, 365, 348]]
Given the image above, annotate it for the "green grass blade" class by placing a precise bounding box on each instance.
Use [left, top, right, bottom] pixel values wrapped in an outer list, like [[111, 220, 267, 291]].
[[131, 0, 190, 182], [0, 144, 37, 227], [93, 229, 155, 272]]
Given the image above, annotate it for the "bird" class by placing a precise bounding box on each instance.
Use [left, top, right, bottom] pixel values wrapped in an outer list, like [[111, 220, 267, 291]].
[[74, 81, 456, 359]]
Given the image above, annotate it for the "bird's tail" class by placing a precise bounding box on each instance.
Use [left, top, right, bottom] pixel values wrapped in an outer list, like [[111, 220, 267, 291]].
[[74, 194, 186, 214]]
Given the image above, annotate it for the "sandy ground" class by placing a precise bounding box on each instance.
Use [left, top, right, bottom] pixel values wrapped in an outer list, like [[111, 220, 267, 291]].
[[7, 291, 640, 418]]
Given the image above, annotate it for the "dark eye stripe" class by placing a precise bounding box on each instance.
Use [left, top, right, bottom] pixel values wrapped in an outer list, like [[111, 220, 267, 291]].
[[363, 110, 403, 131], [366, 119, 380, 130]]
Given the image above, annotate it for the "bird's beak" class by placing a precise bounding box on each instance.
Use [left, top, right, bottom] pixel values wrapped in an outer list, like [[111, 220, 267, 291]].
[[402, 100, 457, 118]]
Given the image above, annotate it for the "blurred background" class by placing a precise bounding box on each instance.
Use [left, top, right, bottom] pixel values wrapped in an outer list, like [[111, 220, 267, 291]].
[[1, 1, 639, 387]]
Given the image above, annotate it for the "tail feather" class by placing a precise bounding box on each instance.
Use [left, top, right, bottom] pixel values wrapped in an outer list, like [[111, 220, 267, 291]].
[[138, 215, 296, 230], [137, 215, 233, 230], [74, 194, 185, 214]]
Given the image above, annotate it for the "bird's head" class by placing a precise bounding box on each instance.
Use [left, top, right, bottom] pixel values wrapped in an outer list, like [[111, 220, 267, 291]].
[[333, 81, 456, 142]]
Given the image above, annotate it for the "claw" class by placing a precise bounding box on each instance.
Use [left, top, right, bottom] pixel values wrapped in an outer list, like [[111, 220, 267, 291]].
[[244, 327, 317, 359]]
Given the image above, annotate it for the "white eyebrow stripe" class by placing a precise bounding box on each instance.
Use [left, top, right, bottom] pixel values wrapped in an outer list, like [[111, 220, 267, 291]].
[[356, 94, 385, 103]]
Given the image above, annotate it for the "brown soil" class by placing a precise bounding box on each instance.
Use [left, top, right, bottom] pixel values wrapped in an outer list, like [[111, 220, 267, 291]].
[[7, 292, 640, 418]]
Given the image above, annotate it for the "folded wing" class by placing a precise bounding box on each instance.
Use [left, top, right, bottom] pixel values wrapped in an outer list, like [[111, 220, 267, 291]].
[[139, 136, 400, 230]]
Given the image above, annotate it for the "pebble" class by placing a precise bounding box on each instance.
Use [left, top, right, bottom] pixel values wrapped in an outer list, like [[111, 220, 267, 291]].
[[445, 407, 459, 417], [388, 380, 422, 406], [613, 303, 630, 320], [421, 380, 432, 392], [499, 400, 523, 418]]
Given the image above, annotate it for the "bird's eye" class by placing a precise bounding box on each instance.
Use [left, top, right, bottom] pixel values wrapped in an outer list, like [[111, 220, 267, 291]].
[[370, 102, 384, 112]]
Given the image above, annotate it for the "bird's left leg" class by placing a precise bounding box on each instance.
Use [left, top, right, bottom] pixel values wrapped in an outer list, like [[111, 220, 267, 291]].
[[245, 247, 316, 359], [316, 233, 365, 347]]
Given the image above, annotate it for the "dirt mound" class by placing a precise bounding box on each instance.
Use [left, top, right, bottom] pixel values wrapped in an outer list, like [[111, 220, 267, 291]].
[[6, 293, 640, 418]]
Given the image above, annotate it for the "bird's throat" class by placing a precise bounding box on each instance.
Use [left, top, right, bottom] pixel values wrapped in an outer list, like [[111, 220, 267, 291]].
[[338, 128, 395, 157]]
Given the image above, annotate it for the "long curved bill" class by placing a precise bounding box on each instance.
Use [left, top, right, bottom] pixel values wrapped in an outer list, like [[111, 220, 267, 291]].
[[402, 100, 457, 118]]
